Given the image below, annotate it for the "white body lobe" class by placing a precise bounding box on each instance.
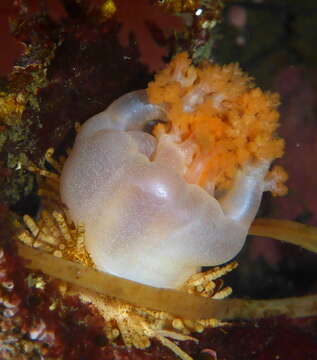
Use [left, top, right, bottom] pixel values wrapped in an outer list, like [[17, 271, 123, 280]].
[[60, 91, 268, 288]]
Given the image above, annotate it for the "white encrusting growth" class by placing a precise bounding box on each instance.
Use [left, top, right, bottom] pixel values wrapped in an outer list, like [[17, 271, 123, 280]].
[[60, 90, 272, 289]]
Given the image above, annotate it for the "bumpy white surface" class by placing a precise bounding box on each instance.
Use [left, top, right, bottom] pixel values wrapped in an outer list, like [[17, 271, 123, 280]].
[[60, 90, 270, 288]]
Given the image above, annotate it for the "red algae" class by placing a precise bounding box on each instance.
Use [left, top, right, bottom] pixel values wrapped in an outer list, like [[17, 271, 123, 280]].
[[195, 317, 317, 360]]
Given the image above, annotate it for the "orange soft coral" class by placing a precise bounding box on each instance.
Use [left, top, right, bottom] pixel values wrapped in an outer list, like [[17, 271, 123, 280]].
[[147, 52, 286, 194]]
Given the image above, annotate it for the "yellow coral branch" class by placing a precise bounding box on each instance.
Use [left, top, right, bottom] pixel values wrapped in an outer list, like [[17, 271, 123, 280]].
[[16, 242, 230, 320], [249, 218, 317, 254], [16, 241, 317, 322], [222, 295, 317, 320]]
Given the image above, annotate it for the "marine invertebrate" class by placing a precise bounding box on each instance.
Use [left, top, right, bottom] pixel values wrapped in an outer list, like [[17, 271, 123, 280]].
[[60, 52, 287, 289]]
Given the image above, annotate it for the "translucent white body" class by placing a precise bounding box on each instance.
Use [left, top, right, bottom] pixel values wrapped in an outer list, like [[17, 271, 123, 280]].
[[60, 90, 271, 288]]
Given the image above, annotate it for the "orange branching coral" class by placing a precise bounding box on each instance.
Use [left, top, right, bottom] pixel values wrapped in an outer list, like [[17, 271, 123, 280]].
[[147, 52, 287, 194]]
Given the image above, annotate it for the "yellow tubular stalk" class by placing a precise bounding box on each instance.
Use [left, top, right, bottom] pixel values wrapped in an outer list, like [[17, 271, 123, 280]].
[[16, 238, 317, 322], [16, 242, 231, 320], [249, 218, 317, 254]]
